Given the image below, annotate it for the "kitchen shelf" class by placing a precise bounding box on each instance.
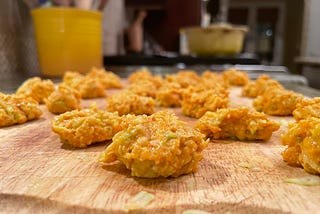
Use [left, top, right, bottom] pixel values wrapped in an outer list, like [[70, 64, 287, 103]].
[[104, 53, 260, 66]]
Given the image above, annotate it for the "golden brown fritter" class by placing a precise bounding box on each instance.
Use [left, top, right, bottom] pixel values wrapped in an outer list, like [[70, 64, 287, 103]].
[[77, 77, 106, 99], [62, 71, 84, 88], [128, 68, 153, 83], [293, 97, 320, 121], [99, 111, 208, 178], [222, 68, 249, 86], [0, 93, 42, 127], [201, 71, 229, 89], [45, 84, 81, 114], [128, 68, 163, 88], [155, 81, 183, 107], [62, 71, 106, 99], [181, 86, 229, 118], [106, 90, 155, 115], [281, 117, 320, 174], [51, 105, 122, 148], [253, 89, 304, 116], [166, 70, 201, 88], [87, 67, 123, 89], [195, 107, 280, 141], [127, 80, 158, 98], [242, 74, 284, 98], [16, 77, 55, 104]]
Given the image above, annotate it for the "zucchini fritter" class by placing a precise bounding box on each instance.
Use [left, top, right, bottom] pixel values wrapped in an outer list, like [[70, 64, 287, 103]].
[[253, 89, 303, 116], [293, 97, 320, 121], [281, 117, 320, 174], [16, 77, 55, 104], [0, 93, 42, 127], [222, 68, 249, 86], [99, 111, 208, 178], [52, 106, 122, 147], [242, 74, 284, 98], [106, 90, 155, 115], [195, 107, 280, 141], [45, 84, 81, 114]]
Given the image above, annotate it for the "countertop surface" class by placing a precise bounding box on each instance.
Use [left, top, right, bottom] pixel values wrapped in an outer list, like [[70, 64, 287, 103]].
[[1, 65, 320, 97], [1, 85, 320, 214]]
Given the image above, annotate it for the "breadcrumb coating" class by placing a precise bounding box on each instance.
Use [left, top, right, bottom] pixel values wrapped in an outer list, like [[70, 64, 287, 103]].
[[201, 71, 229, 89], [106, 90, 155, 115], [155, 81, 183, 107], [87, 67, 123, 89], [16, 77, 55, 104], [293, 97, 320, 121], [181, 86, 229, 118], [242, 74, 284, 98], [0, 93, 42, 127], [281, 117, 320, 174], [62, 71, 106, 99], [253, 89, 304, 116], [222, 68, 249, 86], [166, 70, 201, 88], [195, 107, 280, 141], [128, 68, 152, 83], [127, 80, 159, 98], [99, 111, 208, 178], [45, 84, 81, 114], [51, 106, 122, 148]]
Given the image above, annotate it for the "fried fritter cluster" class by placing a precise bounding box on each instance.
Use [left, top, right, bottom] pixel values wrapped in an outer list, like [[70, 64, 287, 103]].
[[253, 88, 304, 116], [106, 90, 155, 115], [51, 105, 122, 148], [155, 82, 183, 107], [45, 84, 81, 114], [181, 86, 229, 118], [242, 74, 284, 98], [127, 68, 163, 98], [127, 80, 159, 98], [166, 70, 201, 88], [63, 71, 106, 99], [128, 68, 163, 87], [281, 117, 320, 174], [87, 67, 123, 89], [155, 70, 218, 108], [195, 107, 280, 141], [16, 77, 55, 104], [293, 97, 320, 121], [0, 93, 42, 127], [201, 71, 229, 89], [99, 111, 208, 178], [222, 68, 249, 86]]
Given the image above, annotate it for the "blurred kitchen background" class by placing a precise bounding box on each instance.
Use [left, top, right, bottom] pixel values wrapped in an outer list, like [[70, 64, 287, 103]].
[[1, 0, 320, 90]]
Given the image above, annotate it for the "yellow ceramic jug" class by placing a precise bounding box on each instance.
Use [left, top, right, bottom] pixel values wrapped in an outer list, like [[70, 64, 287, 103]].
[[31, 8, 102, 77]]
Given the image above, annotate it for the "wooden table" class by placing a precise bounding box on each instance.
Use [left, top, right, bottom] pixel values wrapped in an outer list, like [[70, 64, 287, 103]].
[[0, 86, 319, 214]]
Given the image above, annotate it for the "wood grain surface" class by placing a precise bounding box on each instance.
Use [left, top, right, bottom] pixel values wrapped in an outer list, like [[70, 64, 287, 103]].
[[0, 84, 319, 214]]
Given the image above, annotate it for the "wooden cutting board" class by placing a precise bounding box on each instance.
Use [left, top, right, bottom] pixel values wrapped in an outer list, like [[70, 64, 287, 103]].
[[0, 85, 319, 214]]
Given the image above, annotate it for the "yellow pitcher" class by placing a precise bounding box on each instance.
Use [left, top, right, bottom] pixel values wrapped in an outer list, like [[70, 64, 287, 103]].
[[31, 8, 103, 77]]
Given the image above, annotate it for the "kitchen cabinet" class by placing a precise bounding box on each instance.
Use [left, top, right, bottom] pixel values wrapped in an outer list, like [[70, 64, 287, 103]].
[[228, 0, 286, 65], [227, 0, 304, 75]]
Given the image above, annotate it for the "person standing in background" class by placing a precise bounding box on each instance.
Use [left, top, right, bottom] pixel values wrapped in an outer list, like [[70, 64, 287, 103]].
[[124, 10, 147, 54]]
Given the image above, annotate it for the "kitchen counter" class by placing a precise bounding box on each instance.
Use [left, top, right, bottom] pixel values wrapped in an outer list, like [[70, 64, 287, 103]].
[[1, 69, 320, 213], [1, 83, 320, 214], [103, 53, 260, 66], [1, 65, 319, 97]]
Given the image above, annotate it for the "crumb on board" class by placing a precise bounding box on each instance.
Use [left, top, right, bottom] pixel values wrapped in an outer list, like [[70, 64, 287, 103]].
[[123, 191, 155, 211]]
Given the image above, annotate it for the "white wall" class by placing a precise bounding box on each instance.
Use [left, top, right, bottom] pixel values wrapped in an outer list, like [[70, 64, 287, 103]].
[[102, 0, 126, 56], [301, 0, 320, 57]]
